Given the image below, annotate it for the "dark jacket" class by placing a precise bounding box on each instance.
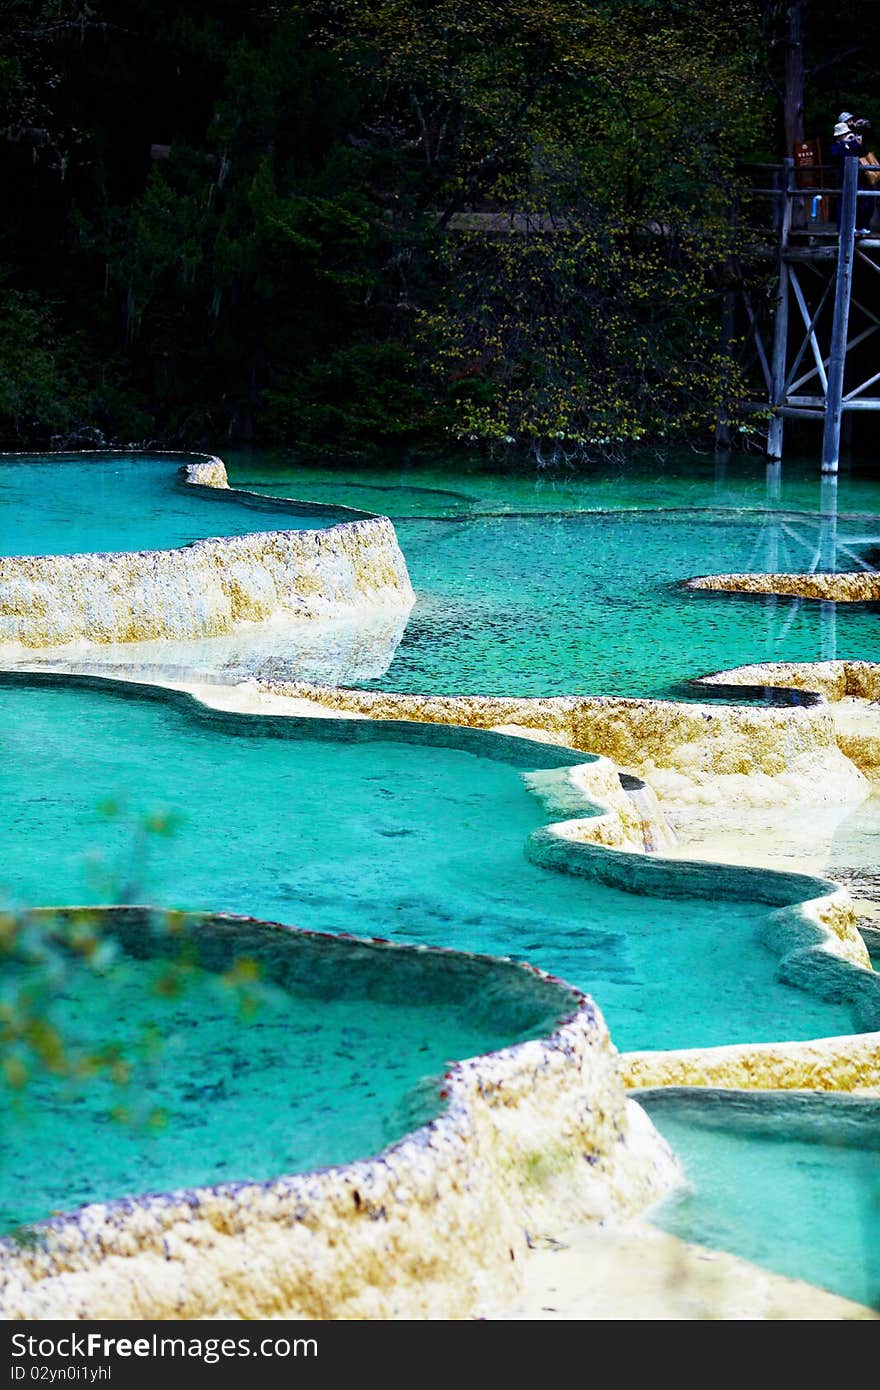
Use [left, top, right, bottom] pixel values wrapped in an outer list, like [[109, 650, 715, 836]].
[[830, 135, 864, 163]]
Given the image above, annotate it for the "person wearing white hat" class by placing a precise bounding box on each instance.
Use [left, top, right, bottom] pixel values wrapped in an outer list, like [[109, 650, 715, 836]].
[[830, 112, 873, 232]]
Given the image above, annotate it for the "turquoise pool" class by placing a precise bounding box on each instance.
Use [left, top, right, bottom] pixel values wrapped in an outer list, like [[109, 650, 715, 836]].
[[0, 677, 859, 1060], [226, 452, 880, 698], [0, 454, 348, 558], [1, 916, 563, 1235], [2, 448, 879, 1305], [225, 448, 880, 519], [642, 1090, 880, 1310]]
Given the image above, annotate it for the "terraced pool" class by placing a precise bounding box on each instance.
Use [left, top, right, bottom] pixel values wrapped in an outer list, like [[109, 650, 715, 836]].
[[642, 1089, 880, 1309], [227, 452, 880, 697], [1, 912, 567, 1235], [0, 676, 861, 1060], [2, 448, 879, 1311], [0, 453, 347, 558]]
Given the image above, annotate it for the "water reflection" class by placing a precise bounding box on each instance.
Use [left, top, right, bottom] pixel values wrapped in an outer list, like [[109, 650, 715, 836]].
[[0, 606, 411, 689], [754, 466, 878, 662]]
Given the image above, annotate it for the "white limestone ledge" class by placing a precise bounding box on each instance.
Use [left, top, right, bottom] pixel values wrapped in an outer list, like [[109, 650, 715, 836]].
[[698, 660, 880, 782], [622, 1030, 880, 1093], [258, 678, 869, 809], [532, 812, 873, 964], [182, 456, 228, 489], [685, 570, 880, 603], [31, 671, 868, 1098], [524, 821, 880, 1093], [517, 742, 677, 855], [0, 455, 414, 648], [0, 908, 680, 1321]]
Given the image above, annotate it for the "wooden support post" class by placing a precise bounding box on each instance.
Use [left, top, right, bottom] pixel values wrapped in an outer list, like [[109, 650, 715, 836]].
[[819, 474, 838, 659], [765, 459, 782, 502], [821, 156, 858, 474], [767, 159, 794, 459], [783, 4, 805, 154]]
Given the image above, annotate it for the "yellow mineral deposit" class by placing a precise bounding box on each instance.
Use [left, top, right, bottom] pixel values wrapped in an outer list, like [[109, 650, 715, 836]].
[[0, 458, 414, 649], [2, 457, 879, 1321]]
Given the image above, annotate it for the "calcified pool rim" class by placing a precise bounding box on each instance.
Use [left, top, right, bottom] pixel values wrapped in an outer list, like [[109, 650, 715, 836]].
[[3, 455, 880, 1316], [0, 451, 414, 648], [219, 666, 879, 1087], [1, 452, 877, 1095], [0, 904, 681, 1321], [685, 569, 880, 603], [634, 1084, 880, 1307], [1, 664, 878, 1096]]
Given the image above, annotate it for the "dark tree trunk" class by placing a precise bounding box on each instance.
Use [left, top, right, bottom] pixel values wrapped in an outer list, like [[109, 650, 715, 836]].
[[784, 2, 806, 228], [784, 1, 805, 153]]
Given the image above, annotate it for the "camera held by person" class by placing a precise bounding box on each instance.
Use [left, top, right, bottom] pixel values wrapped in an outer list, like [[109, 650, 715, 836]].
[[833, 112, 869, 147], [830, 112, 877, 233]]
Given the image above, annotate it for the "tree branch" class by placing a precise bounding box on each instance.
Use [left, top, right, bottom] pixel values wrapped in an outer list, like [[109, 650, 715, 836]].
[[806, 46, 861, 79]]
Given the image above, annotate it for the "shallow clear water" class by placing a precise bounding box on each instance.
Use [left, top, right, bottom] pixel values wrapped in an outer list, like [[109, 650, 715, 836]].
[[827, 794, 880, 877], [226, 448, 880, 519], [0, 953, 517, 1233], [353, 513, 879, 698], [642, 1091, 880, 1309], [8, 608, 412, 691], [226, 451, 880, 698], [3, 448, 879, 1298], [0, 679, 857, 1061], [0, 454, 344, 558]]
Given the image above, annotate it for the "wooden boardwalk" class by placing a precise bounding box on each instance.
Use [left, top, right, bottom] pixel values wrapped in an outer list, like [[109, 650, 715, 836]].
[[760, 157, 880, 471]]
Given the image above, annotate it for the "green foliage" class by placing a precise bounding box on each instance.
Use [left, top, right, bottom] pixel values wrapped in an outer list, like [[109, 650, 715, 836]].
[[0, 806, 269, 1108], [1, 906, 125, 1094], [0, 286, 77, 442], [420, 225, 748, 457], [0, 0, 875, 456], [262, 342, 431, 451], [325, 0, 763, 454]]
